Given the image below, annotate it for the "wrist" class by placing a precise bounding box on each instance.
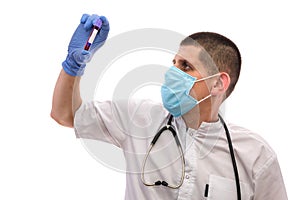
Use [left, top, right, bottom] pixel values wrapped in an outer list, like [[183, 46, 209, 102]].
[[62, 59, 86, 77], [62, 49, 90, 76]]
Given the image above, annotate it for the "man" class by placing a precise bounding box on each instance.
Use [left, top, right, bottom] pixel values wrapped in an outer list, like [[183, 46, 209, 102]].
[[51, 13, 288, 199]]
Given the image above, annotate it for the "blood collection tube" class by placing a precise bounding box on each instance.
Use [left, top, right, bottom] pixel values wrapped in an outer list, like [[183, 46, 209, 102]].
[[84, 19, 102, 51]]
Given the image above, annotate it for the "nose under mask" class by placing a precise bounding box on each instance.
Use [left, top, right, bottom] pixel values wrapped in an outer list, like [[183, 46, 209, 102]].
[[161, 66, 219, 117]]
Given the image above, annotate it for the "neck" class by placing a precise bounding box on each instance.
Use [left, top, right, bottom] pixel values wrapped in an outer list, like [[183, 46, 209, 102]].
[[182, 101, 219, 129]]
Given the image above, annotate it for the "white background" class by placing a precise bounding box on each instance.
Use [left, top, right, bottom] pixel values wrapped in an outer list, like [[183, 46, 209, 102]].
[[0, 0, 299, 199]]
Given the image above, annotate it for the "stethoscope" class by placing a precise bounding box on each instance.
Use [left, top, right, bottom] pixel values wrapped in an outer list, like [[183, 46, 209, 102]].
[[141, 114, 241, 200]]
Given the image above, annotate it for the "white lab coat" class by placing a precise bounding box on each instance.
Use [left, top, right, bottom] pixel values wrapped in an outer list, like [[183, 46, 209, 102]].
[[74, 99, 288, 200]]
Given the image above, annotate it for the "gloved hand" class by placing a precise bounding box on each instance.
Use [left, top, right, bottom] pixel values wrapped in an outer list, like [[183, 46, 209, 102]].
[[62, 14, 110, 76]]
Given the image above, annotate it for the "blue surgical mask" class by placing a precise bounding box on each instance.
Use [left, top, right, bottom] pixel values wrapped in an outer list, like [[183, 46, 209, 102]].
[[161, 66, 219, 117]]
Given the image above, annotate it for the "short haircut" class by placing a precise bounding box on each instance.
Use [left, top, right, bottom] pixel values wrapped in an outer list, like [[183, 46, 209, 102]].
[[180, 32, 242, 98]]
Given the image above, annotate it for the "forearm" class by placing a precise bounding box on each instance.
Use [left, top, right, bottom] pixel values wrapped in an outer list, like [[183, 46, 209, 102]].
[[51, 14, 109, 127], [51, 69, 82, 127]]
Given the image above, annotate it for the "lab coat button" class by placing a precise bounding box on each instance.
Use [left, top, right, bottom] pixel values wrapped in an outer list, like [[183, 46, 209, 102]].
[[185, 175, 190, 179]]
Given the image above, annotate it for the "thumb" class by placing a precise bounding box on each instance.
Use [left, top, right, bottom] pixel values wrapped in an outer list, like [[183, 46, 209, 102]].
[[72, 49, 92, 64]]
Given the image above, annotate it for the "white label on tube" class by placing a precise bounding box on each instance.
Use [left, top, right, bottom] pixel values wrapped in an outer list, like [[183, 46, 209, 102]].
[[88, 29, 98, 44]]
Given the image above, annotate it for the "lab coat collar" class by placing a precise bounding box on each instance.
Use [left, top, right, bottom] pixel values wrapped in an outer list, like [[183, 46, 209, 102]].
[[177, 116, 223, 135], [198, 119, 223, 134]]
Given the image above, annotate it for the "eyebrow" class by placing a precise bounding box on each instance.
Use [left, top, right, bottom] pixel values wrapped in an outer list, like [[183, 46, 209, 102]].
[[173, 58, 196, 69]]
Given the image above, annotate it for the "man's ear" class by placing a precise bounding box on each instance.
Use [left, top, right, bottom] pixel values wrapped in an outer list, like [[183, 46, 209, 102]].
[[211, 72, 231, 95]]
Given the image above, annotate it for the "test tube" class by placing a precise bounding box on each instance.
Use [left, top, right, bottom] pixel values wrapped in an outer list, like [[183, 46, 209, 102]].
[[84, 19, 102, 51]]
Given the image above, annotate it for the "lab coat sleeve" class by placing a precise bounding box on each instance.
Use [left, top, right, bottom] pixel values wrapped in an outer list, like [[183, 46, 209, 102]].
[[253, 156, 288, 200], [73, 100, 129, 147]]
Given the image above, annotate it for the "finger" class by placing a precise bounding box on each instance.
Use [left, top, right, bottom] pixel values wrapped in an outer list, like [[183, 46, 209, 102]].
[[84, 14, 99, 30], [81, 50, 90, 55], [73, 50, 91, 64], [99, 16, 110, 31], [80, 14, 90, 24], [80, 50, 92, 63]]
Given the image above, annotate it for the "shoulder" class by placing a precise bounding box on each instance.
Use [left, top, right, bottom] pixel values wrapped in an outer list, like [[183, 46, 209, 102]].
[[104, 98, 167, 117], [228, 123, 274, 153], [228, 123, 273, 148], [118, 99, 168, 126], [76, 98, 164, 112], [227, 123, 277, 178], [76, 98, 168, 124]]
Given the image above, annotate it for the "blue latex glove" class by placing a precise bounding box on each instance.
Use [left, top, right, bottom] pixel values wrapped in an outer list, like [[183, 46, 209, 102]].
[[62, 14, 110, 76]]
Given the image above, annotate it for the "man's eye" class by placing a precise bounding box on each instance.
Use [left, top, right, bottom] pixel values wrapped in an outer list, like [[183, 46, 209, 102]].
[[182, 61, 192, 71]]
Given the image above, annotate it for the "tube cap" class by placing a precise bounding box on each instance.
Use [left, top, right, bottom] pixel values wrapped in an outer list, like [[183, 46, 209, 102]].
[[94, 18, 102, 28]]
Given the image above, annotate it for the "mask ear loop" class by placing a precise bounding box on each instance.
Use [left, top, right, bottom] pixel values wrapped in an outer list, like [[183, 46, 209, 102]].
[[194, 73, 221, 83], [193, 73, 220, 104], [195, 94, 212, 104]]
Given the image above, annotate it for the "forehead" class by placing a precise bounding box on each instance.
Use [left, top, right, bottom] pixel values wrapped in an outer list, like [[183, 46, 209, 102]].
[[175, 45, 208, 74], [175, 45, 201, 61]]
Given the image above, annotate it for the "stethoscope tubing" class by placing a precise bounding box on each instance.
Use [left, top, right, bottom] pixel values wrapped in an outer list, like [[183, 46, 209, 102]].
[[219, 114, 241, 200], [141, 114, 241, 200], [141, 115, 185, 189]]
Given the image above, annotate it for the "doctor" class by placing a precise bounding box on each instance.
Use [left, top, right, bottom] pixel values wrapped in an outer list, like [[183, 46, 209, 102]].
[[51, 13, 288, 199]]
